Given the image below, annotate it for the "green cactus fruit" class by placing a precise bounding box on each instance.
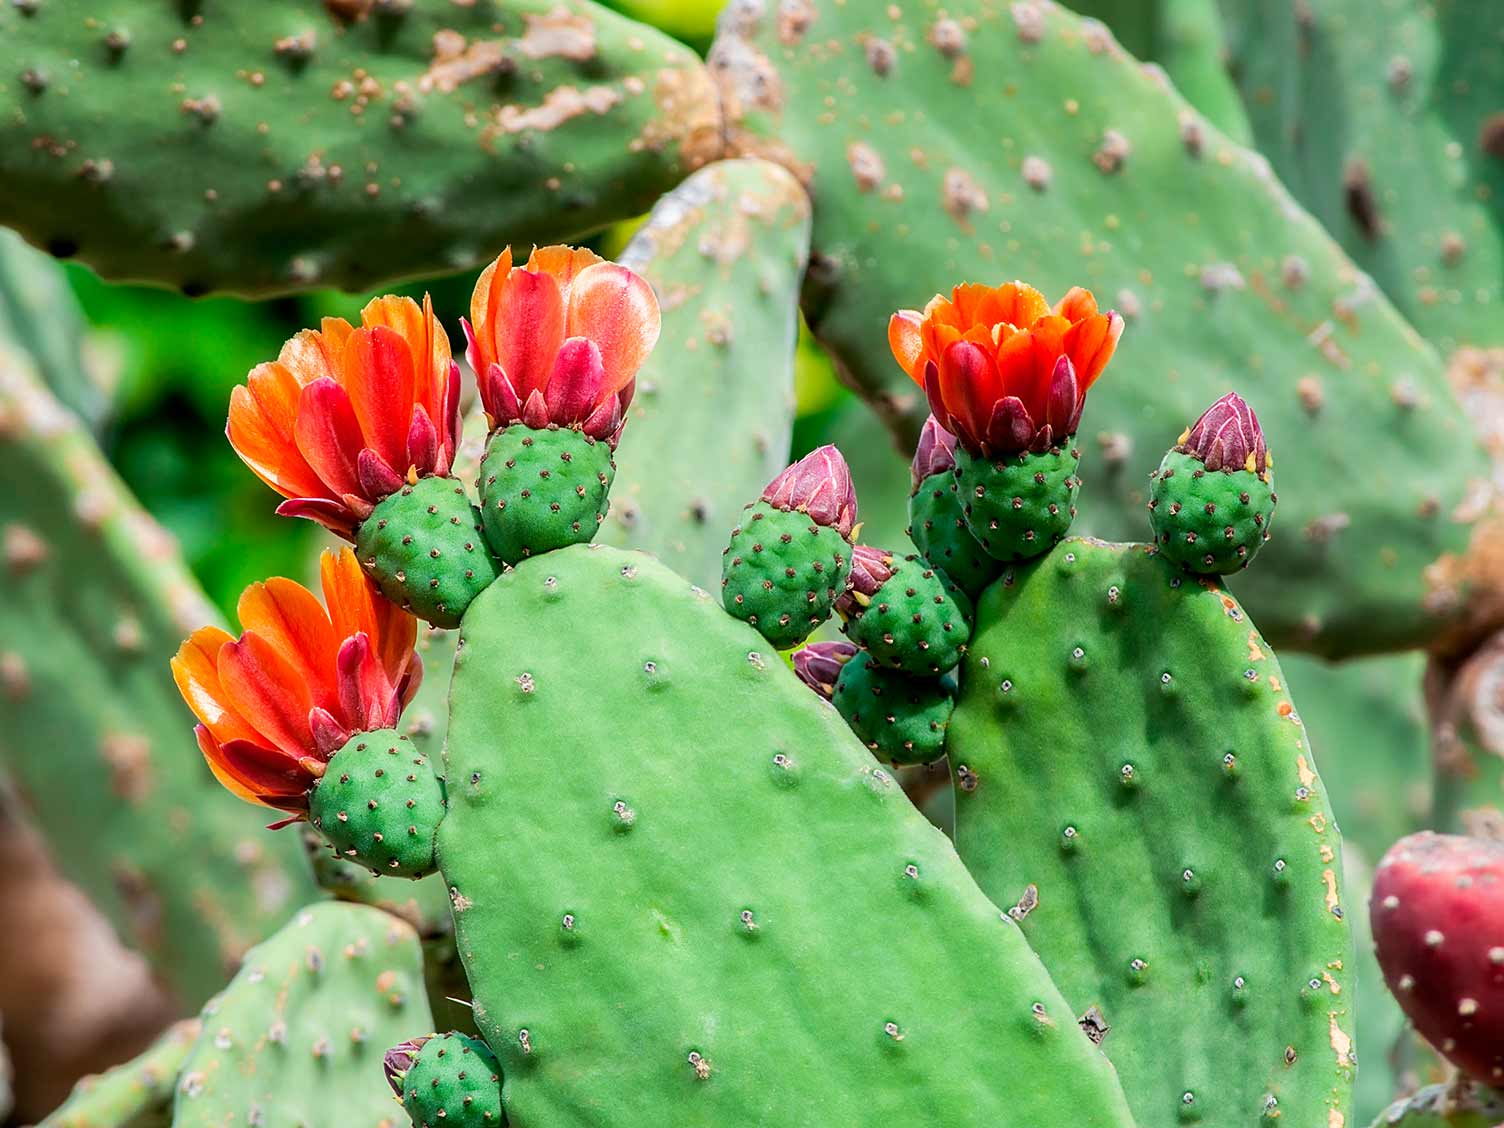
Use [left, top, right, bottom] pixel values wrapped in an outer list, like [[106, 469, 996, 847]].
[[438, 543, 1137, 1126], [385, 1033, 503, 1128], [478, 425, 614, 565], [837, 546, 971, 676], [309, 730, 445, 879], [954, 442, 1081, 563], [172, 902, 434, 1127], [835, 656, 955, 766], [907, 418, 1002, 599], [40, 1018, 199, 1128], [1368, 1082, 1504, 1128], [1148, 393, 1275, 574], [947, 538, 1354, 1126], [720, 446, 859, 650], [356, 477, 500, 630]]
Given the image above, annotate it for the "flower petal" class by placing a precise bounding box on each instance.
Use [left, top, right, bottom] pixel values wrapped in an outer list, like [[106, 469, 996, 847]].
[[938, 339, 994, 447], [526, 244, 605, 303], [1063, 311, 1124, 390], [489, 269, 567, 406], [1044, 355, 1079, 436], [360, 293, 452, 435], [342, 325, 417, 474], [278, 322, 351, 387], [357, 448, 405, 501], [320, 547, 415, 689], [467, 248, 512, 376], [565, 262, 661, 396], [275, 497, 358, 539], [1053, 286, 1099, 322], [236, 578, 340, 715], [888, 310, 925, 384], [195, 725, 277, 807], [228, 364, 331, 502], [217, 631, 317, 759], [545, 337, 607, 424], [173, 627, 259, 746], [293, 377, 365, 501], [984, 396, 1037, 453], [407, 403, 439, 477]]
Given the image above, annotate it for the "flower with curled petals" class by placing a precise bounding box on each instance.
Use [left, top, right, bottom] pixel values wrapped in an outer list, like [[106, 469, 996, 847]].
[[889, 282, 1123, 456], [463, 245, 660, 445], [227, 294, 461, 539], [171, 548, 421, 818]]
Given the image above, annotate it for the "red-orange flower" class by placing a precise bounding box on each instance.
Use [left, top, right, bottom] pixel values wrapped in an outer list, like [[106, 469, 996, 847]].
[[171, 548, 421, 818], [889, 282, 1123, 456], [228, 295, 460, 539], [464, 245, 660, 444]]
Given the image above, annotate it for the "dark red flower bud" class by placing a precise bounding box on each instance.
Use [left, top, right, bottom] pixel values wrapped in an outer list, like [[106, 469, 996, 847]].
[[1179, 392, 1269, 474], [762, 445, 858, 538], [384, 1036, 430, 1095], [911, 416, 959, 490], [793, 641, 859, 700]]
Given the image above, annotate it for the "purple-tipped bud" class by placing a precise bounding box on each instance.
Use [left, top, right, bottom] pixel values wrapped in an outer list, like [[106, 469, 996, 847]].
[[910, 416, 959, 491], [1179, 392, 1269, 474], [384, 1036, 430, 1095], [762, 445, 859, 538], [836, 545, 896, 619], [793, 640, 859, 700]]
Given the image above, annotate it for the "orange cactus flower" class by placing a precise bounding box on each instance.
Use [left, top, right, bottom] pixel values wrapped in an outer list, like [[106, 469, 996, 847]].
[[227, 294, 461, 539], [464, 245, 660, 444], [171, 548, 421, 818], [888, 282, 1123, 456]]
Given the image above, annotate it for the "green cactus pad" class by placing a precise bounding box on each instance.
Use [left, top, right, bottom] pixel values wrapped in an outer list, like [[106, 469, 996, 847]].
[[439, 543, 1136, 1126], [40, 1018, 199, 1128], [720, 501, 851, 649], [831, 656, 954, 766], [947, 538, 1354, 1126], [356, 477, 499, 630], [0, 0, 720, 297], [310, 731, 444, 880], [172, 902, 433, 1127], [394, 1033, 503, 1128], [954, 443, 1081, 563], [479, 426, 614, 565], [1148, 451, 1275, 574], [840, 556, 971, 676], [908, 471, 1003, 599]]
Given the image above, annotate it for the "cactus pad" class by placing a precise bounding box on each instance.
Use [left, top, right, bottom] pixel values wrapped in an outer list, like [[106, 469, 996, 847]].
[[171, 902, 433, 1127], [831, 656, 954, 766], [908, 471, 1002, 599], [356, 478, 499, 630], [955, 444, 1080, 562], [947, 538, 1354, 1125], [389, 1033, 503, 1128], [839, 555, 971, 676], [310, 731, 445, 880], [40, 1019, 199, 1128], [721, 502, 850, 649], [438, 543, 1136, 1125], [479, 426, 614, 565], [1148, 452, 1275, 574]]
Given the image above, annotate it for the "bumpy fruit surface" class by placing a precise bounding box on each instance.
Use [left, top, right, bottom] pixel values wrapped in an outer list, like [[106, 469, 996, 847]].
[[356, 478, 499, 629], [310, 731, 444, 879], [838, 552, 971, 676], [479, 426, 615, 565], [908, 472, 1002, 599], [721, 502, 850, 649], [1148, 452, 1274, 574], [389, 1033, 502, 1128], [954, 443, 1080, 562], [832, 656, 953, 765], [1371, 831, 1504, 1085]]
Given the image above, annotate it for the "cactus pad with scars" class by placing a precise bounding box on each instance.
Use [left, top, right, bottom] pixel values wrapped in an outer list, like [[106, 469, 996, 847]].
[[601, 158, 810, 588], [0, 345, 316, 1007], [309, 730, 445, 880], [172, 902, 433, 1128], [0, 0, 720, 297], [438, 543, 1136, 1126], [710, 0, 1486, 657], [946, 538, 1354, 1125], [40, 1019, 200, 1128]]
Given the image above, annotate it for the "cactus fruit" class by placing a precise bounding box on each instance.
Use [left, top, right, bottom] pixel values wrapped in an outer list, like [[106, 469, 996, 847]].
[[946, 538, 1355, 1125], [1368, 1082, 1504, 1128], [40, 1019, 200, 1128], [172, 902, 434, 1127], [0, 0, 721, 297], [1371, 831, 1504, 1085], [836, 545, 971, 675], [1148, 392, 1276, 574], [438, 543, 1137, 1125], [710, 0, 1488, 657], [385, 1033, 503, 1128], [602, 158, 811, 587], [309, 731, 444, 880], [888, 280, 1121, 563], [795, 640, 956, 765], [466, 245, 661, 564], [907, 417, 1003, 598], [721, 445, 858, 649]]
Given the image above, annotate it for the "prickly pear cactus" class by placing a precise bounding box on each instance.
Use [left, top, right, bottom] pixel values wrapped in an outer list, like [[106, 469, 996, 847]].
[[172, 902, 433, 1128], [0, 227, 100, 427], [41, 1020, 200, 1128], [602, 158, 810, 587], [1369, 1082, 1504, 1128], [946, 538, 1355, 1125], [0, 0, 720, 296], [438, 544, 1136, 1125], [0, 345, 316, 1006], [710, 0, 1488, 657]]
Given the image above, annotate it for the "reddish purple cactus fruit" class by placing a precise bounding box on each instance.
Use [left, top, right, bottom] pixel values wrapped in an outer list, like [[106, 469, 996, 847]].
[[762, 445, 858, 539], [384, 1035, 430, 1095], [1177, 392, 1269, 475], [1371, 831, 1504, 1084], [793, 641, 858, 700], [910, 416, 960, 491]]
